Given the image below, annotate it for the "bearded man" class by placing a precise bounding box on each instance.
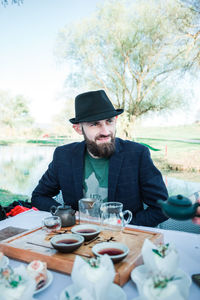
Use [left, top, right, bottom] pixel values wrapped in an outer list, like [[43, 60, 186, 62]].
[[31, 90, 168, 227]]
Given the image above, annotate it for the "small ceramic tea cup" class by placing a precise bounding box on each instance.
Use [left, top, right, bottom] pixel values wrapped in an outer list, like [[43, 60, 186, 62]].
[[71, 224, 101, 241], [92, 241, 129, 263], [50, 233, 84, 253]]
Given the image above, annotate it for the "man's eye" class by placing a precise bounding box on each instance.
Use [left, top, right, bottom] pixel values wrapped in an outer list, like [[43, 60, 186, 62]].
[[107, 118, 114, 123], [90, 122, 98, 126]]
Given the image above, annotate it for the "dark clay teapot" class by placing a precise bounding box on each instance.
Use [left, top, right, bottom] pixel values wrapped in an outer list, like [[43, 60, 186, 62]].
[[157, 194, 200, 220], [50, 204, 76, 227]]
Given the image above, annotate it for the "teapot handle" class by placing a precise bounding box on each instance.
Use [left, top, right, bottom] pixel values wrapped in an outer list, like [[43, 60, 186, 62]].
[[71, 209, 76, 216], [50, 205, 57, 215]]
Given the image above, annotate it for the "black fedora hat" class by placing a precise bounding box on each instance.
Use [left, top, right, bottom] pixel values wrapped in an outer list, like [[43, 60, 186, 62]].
[[69, 90, 124, 124]]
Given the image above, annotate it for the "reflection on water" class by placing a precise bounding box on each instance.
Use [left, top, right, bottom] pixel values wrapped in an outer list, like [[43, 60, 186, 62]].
[[0, 145, 200, 198], [0, 145, 55, 197]]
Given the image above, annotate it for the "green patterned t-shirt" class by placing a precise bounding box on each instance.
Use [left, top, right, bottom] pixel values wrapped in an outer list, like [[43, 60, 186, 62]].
[[83, 151, 109, 202]]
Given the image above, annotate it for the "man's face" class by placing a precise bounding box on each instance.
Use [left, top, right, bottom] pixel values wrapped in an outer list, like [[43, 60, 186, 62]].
[[80, 117, 117, 158]]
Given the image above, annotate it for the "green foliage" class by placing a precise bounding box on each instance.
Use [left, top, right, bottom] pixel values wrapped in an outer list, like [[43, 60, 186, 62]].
[[0, 90, 33, 132], [152, 243, 169, 258], [0, 140, 12, 145], [153, 275, 181, 289], [27, 139, 63, 145], [56, 0, 198, 136], [0, 189, 28, 206], [1, 0, 23, 6], [180, 0, 200, 70], [51, 100, 76, 138]]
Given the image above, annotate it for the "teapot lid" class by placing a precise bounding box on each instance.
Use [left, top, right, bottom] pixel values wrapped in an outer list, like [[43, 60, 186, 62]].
[[58, 204, 73, 210], [168, 194, 192, 207]]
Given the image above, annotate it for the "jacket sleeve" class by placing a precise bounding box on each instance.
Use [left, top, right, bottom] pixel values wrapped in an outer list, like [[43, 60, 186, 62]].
[[31, 148, 61, 211], [132, 146, 168, 227]]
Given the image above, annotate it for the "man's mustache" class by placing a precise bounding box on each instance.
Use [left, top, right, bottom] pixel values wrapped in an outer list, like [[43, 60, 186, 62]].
[[95, 134, 112, 140]]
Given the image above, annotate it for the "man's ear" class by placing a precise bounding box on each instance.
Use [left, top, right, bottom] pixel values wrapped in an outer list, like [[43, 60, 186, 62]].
[[73, 124, 83, 135]]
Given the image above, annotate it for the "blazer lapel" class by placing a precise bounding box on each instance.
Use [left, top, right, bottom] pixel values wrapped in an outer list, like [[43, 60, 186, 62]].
[[108, 138, 124, 201], [72, 141, 86, 200]]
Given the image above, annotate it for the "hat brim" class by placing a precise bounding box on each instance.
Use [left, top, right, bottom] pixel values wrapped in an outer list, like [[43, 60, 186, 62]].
[[69, 109, 124, 124]]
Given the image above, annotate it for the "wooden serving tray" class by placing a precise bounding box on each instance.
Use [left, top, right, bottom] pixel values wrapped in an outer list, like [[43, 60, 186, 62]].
[[0, 226, 27, 241], [0, 226, 163, 286]]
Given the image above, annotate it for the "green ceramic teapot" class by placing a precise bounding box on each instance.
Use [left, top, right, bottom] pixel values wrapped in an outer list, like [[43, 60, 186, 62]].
[[158, 194, 200, 220]]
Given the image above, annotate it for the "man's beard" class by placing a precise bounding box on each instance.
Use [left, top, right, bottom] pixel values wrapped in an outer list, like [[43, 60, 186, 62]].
[[82, 129, 116, 158]]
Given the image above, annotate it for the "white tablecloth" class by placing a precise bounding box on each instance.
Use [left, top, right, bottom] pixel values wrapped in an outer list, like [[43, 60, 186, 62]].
[[0, 210, 199, 300]]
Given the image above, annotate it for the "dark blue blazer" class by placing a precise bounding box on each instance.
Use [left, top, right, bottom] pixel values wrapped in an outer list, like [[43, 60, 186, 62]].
[[31, 138, 168, 227]]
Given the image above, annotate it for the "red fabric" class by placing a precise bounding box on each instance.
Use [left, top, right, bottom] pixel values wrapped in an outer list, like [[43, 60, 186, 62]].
[[6, 205, 38, 217]]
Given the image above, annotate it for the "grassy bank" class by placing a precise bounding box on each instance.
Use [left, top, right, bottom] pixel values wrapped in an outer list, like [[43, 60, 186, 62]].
[[0, 136, 74, 146], [135, 123, 200, 140], [0, 189, 29, 207], [135, 123, 200, 182]]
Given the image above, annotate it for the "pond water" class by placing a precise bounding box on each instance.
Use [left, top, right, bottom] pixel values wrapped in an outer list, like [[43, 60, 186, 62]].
[[0, 145, 54, 197], [0, 145, 200, 198]]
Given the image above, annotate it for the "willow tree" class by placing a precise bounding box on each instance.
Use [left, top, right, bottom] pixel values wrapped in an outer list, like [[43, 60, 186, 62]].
[[1, 0, 23, 6], [0, 91, 33, 136], [181, 0, 200, 70], [56, 0, 198, 138]]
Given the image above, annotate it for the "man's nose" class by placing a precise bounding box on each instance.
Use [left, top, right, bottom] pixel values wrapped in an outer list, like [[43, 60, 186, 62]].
[[100, 123, 110, 135]]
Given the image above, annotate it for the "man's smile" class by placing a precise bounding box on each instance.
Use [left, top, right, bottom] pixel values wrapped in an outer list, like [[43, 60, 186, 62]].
[[95, 135, 112, 143]]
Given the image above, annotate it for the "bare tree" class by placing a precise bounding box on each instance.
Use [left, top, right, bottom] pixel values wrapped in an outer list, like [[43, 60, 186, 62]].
[[1, 0, 23, 6], [180, 0, 200, 70], [56, 0, 198, 137]]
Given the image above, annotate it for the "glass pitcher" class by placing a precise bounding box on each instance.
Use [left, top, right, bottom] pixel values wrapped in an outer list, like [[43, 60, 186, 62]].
[[100, 202, 132, 231], [78, 198, 101, 225]]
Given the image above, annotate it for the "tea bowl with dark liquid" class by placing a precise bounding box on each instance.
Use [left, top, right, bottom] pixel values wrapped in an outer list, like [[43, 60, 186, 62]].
[[71, 224, 101, 241], [92, 242, 129, 263], [50, 233, 84, 253]]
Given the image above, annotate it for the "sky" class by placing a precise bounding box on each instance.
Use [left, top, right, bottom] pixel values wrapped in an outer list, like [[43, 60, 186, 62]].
[[0, 0, 199, 126], [0, 0, 104, 123]]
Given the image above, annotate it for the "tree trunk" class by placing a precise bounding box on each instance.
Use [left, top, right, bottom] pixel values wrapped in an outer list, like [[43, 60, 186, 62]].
[[117, 113, 137, 140]]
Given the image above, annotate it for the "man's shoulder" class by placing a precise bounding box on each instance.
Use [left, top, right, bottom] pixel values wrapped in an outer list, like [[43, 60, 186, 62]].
[[54, 141, 85, 156], [116, 138, 147, 152]]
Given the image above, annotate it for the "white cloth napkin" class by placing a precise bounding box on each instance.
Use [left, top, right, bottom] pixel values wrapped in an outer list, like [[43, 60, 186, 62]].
[[131, 239, 191, 300], [71, 255, 115, 300], [141, 276, 185, 300], [0, 265, 36, 300], [142, 238, 179, 277]]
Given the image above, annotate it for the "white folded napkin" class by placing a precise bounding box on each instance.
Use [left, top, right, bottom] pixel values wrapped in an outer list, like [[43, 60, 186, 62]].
[[141, 275, 185, 300], [132, 265, 191, 300], [131, 239, 191, 300], [71, 255, 115, 300], [142, 239, 179, 277], [0, 265, 36, 300]]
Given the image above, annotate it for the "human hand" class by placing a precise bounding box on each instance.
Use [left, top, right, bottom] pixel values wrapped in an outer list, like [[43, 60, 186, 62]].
[[192, 199, 200, 225]]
